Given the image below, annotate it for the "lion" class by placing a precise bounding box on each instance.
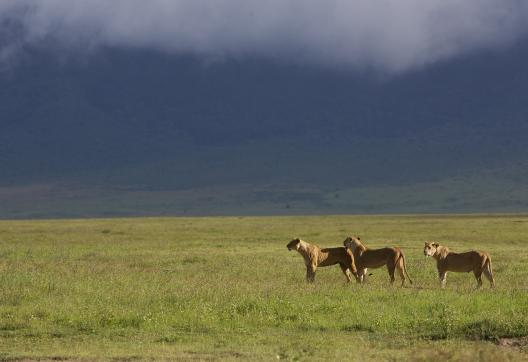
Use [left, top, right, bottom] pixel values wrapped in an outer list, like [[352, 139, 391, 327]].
[[286, 238, 359, 283], [343, 236, 412, 286], [423, 241, 495, 288]]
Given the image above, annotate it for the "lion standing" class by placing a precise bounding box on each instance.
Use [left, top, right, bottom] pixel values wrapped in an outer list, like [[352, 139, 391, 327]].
[[343, 236, 412, 286], [423, 241, 495, 288], [286, 238, 359, 283]]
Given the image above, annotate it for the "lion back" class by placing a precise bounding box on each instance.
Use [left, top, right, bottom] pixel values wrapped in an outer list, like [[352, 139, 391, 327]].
[[319, 247, 352, 267]]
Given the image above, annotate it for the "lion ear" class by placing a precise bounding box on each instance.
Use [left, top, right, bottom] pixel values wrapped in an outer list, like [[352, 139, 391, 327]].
[[357, 236, 361, 240], [432, 242, 439, 247]]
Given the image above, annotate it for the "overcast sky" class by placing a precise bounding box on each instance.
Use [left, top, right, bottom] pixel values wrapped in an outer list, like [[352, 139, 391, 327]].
[[1, 0, 528, 72]]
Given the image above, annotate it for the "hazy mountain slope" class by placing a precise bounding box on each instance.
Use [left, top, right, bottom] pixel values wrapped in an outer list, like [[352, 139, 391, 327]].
[[1, 43, 528, 217]]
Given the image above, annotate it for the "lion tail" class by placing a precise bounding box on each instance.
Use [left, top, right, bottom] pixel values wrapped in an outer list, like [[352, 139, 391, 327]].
[[485, 255, 493, 278], [487, 255, 493, 276], [485, 254, 495, 286], [400, 251, 413, 285]]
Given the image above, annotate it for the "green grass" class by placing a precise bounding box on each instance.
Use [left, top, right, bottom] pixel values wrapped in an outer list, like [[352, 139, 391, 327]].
[[0, 214, 528, 360]]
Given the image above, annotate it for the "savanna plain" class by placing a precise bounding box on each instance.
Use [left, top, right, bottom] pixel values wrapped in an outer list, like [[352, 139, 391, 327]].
[[0, 215, 527, 361]]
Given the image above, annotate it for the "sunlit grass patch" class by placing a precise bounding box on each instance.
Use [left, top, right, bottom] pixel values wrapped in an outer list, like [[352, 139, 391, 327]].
[[0, 215, 527, 359]]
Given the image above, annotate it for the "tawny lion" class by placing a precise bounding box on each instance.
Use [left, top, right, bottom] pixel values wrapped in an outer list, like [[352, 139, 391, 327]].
[[286, 238, 359, 283], [343, 236, 412, 286], [423, 241, 495, 288]]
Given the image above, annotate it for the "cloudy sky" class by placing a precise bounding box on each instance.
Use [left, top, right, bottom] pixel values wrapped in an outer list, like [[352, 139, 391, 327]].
[[1, 0, 528, 72]]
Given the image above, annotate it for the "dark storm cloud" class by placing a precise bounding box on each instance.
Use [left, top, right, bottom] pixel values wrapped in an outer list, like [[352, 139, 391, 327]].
[[1, 0, 528, 72]]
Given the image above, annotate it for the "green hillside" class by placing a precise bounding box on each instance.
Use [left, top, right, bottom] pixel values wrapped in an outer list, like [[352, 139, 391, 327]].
[[1, 46, 528, 217]]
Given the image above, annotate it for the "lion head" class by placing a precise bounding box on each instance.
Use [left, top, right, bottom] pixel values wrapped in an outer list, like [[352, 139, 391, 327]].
[[343, 236, 362, 252], [286, 238, 301, 251], [423, 241, 439, 257]]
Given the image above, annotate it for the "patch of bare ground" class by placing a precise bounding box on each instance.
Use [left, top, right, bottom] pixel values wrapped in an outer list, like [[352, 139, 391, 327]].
[[181, 351, 246, 361], [1, 358, 145, 362], [496, 336, 528, 350]]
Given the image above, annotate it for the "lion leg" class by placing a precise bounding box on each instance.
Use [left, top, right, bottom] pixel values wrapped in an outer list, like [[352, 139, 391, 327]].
[[474, 273, 483, 288], [397, 265, 406, 287], [473, 267, 483, 288], [358, 268, 366, 284], [355, 267, 367, 284], [395, 256, 407, 286], [438, 270, 447, 288], [306, 264, 317, 283], [339, 263, 352, 283], [361, 268, 368, 283], [387, 264, 396, 285], [483, 259, 495, 288]]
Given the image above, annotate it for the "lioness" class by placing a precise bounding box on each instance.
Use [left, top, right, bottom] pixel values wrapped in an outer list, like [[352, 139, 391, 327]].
[[286, 238, 358, 283], [423, 241, 495, 288], [343, 236, 412, 286]]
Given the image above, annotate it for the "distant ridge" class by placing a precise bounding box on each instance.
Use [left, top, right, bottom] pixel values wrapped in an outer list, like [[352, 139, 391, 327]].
[[1, 43, 528, 217]]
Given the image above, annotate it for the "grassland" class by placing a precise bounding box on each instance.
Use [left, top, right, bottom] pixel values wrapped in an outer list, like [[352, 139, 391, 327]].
[[0, 214, 528, 361]]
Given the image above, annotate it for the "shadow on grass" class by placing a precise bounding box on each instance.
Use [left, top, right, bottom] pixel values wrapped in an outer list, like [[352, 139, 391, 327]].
[[341, 324, 375, 333], [422, 319, 528, 342], [461, 320, 528, 341]]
